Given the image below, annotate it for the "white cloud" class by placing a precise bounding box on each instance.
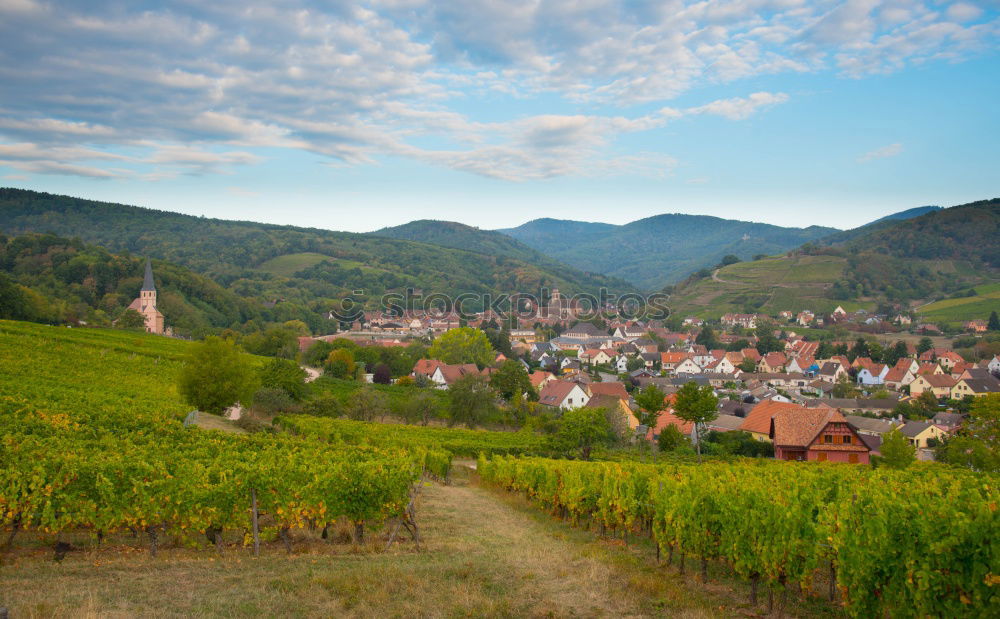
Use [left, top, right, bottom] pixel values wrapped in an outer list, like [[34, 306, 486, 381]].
[[858, 142, 903, 162], [0, 2, 994, 181]]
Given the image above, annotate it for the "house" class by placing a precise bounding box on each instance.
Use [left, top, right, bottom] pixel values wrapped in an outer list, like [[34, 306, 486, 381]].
[[538, 380, 591, 410], [124, 259, 166, 334], [809, 398, 899, 416], [615, 354, 630, 373], [770, 408, 870, 463], [916, 362, 944, 376], [738, 398, 807, 442], [844, 415, 900, 437], [704, 357, 737, 374], [796, 311, 815, 326], [856, 364, 888, 387], [951, 377, 1000, 399], [895, 314, 912, 326], [757, 352, 787, 373], [413, 359, 447, 379], [787, 356, 817, 375], [741, 348, 762, 363], [989, 355, 1000, 375], [707, 414, 746, 432], [588, 381, 630, 400], [894, 358, 920, 374], [529, 370, 555, 391], [430, 363, 482, 387], [563, 322, 607, 339], [909, 374, 957, 398], [964, 319, 988, 333], [899, 421, 948, 449], [674, 357, 702, 374], [935, 351, 965, 371], [660, 351, 691, 371], [932, 412, 964, 429], [586, 394, 641, 430], [721, 313, 760, 329]]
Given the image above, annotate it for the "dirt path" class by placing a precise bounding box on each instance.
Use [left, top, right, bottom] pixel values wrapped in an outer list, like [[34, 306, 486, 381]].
[[302, 365, 321, 383]]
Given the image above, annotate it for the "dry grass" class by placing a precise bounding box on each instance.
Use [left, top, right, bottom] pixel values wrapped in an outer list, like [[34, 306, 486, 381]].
[[0, 469, 838, 618]]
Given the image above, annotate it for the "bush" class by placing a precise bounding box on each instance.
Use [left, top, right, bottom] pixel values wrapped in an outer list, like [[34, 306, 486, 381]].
[[251, 387, 299, 416]]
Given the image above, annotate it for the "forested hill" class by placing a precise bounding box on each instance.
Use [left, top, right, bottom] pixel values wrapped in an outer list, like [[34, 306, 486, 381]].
[[0, 232, 259, 335], [499, 214, 837, 289], [665, 198, 1000, 322], [0, 188, 633, 307], [370, 220, 627, 289]]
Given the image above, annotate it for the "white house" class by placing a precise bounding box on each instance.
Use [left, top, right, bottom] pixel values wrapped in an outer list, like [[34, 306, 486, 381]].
[[674, 358, 702, 375], [856, 366, 888, 387], [538, 380, 591, 410]]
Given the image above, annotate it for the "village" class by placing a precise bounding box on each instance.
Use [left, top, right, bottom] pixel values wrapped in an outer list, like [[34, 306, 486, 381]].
[[279, 288, 1000, 465]]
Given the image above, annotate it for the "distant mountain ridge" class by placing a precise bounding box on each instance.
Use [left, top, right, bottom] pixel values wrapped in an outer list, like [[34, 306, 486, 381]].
[[498, 213, 838, 289], [665, 198, 999, 322]]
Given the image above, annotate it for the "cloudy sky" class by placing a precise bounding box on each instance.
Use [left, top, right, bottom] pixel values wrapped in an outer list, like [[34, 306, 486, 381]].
[[1, 0, 997, 232]]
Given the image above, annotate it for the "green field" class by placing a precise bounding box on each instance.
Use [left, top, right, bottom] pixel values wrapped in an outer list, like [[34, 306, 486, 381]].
[[917, 283, 1000, 324]]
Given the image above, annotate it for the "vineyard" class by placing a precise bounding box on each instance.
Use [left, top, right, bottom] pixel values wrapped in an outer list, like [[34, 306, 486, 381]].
[[0, 320, 444, 556], [478, 456, 999, 617], [277, 414, 548, 458]]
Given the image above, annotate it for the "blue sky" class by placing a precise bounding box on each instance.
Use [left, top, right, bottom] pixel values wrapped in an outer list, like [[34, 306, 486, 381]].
[[0, 1, 997, 232]]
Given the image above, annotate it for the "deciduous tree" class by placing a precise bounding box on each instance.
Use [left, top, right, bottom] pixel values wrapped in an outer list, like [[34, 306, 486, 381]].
[[178, 336, 258, 415], [428, 327, 494, 368], [673, 381, 718, 462]]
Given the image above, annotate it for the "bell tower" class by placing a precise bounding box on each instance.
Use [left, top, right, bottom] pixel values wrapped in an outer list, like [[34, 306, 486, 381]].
[[140, 258, 157, 308]]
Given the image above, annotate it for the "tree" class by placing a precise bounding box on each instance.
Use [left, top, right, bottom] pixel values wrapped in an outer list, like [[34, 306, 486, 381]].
[[490, 359, 533, 401], [755, 329, 783, 355], [917, 337, 933, 356], [989, 311, 1000, 331], [428, 327, 494, 368], [719, 254, 741, 267], [936, 394, 1000, 472], [672, 381, 719, 462], [879, 427, 915, 469], [657, 424, 685, 452], [178, 336, 258, 415], [241, 325, 300, 359], [696, 325, 720, 349], [345, 386, 389, 422], [634, 384, 666, 428], [115, 308, 147, 330], [324, 348, 357, 379], [258, 358, 308, 401], [0, 272, 32, 320], [626, 356, 645, 372], [552, 406, 614, 460], [447, 373, 495, 428], [372, 363, 392, 384], [400, 390, 438, 425], [832, 375, 861, 398], [739, 358, 756, 373]]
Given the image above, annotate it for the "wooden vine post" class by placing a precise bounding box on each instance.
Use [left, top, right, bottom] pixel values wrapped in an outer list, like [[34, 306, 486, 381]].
[[250, 487, 260, 557]]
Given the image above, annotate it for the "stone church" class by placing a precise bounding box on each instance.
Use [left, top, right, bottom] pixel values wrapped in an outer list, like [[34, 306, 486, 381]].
[[126, 259, 165, 334]]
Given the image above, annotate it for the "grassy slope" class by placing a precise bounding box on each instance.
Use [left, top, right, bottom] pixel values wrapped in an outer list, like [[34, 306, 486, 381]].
[[666, 254, 872, 318], [917, 283, 1000, 323]]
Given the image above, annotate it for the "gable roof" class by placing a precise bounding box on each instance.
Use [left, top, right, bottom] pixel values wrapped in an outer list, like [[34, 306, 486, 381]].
[[538, 380, 582, 407], [917, 374, 957, 388], [437, 363, 481, 384], [739, 399, 805, 435], [413, 359, 447, 376], [772, 408, 868, 451], [589, 381, 629, 400], [529, 370, 554, 389]]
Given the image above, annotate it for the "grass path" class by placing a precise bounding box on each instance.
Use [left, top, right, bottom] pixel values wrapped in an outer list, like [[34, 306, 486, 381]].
[[1, 472, 830, 617]]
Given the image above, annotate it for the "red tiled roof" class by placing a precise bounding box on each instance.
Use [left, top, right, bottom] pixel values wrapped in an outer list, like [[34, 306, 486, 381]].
[[589, 381, 629, 400], [739, 399, 804, 435], [413, 359, 446, 376], [538, 380, 582, 407], [529, 370, 553, 389]]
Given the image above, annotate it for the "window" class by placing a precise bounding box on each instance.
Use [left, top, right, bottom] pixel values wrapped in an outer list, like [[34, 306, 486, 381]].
[[824, 435, 833, 444], [843, 435, 852, 445]]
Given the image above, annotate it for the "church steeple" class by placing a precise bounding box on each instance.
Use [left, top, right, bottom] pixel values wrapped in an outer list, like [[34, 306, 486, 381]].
[[141, 258, 156, 292]]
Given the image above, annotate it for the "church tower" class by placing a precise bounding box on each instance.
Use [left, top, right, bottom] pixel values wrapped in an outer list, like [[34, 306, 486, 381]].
[[140, 258, 157, 308], [126, 258, 165, 334]]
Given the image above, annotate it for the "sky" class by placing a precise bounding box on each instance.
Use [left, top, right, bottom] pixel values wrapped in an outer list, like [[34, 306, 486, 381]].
[[0, 0, 997, 233]]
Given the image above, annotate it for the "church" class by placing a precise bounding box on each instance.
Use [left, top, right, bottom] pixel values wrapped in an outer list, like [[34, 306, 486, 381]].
[[126, 259, 165, 334]]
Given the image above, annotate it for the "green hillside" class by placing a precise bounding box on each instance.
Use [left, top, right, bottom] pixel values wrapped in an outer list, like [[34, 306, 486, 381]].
[[0, 189, 634, 329], [500, 214, 837, 289], [667, 199, 999, 320]]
